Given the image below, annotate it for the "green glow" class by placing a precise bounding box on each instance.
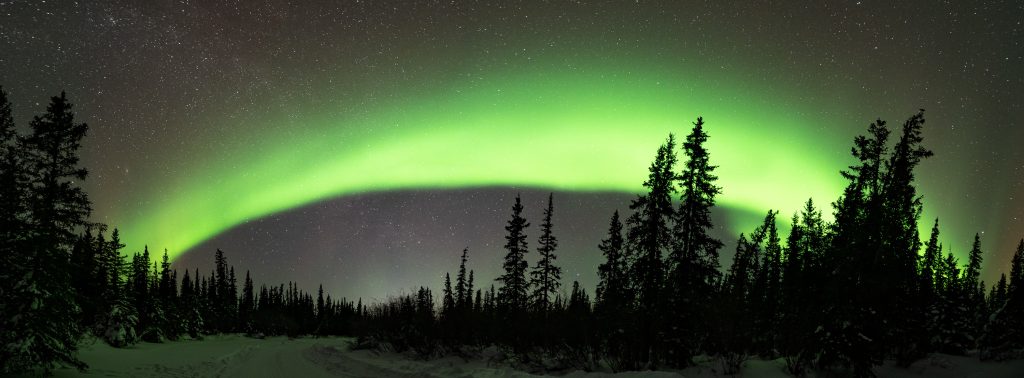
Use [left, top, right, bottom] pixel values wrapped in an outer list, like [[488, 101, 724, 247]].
[[118, 62, 850, 259]]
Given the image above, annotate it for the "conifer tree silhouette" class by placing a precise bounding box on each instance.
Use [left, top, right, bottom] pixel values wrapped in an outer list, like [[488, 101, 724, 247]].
[[625, 134, 677, 368], [665, 117, 723, 366], [530, 193, 561, 317]]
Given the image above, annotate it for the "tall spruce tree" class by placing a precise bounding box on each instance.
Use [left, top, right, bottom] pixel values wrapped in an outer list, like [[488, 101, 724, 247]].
[[2, 92, 92, 372], [0, 87, 21, 245], [240, 271, 255, 333], [442, 272, 455, 319], [0, 88, 30, 369], [466, 270, 474, 312], [530, 193, 561, 316], [213, 249, 229, 331], [596, 211, 627, 312], [820, 117, 890, 375], [781, 198, 826, 373], [779, 208, 813, 374], [962, 234, 985, 345], [104, 229, 126, 301], [1007, 241, 1024, 350], [455, 248, 470, 309], [625, 134, 677, 368], [497, 194, 530, 313], [880, 110, 932, 364], [1012, 240, 1024, 295], [496, 194, 530, 349], [816, 111, 933, 372], [665, 117, 723, 366], [595, 210, 631, 370], [918, 218, 942, 353], [750, 210, 781, 354], [921, 220, 941, 302], [227, 266, 238, 333]]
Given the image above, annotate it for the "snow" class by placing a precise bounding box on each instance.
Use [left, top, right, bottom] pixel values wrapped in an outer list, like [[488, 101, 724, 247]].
[[12, 336, 1024, 377]]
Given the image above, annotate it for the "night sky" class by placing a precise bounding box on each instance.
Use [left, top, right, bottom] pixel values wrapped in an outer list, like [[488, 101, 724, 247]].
[[1, 1, 1021, 301]]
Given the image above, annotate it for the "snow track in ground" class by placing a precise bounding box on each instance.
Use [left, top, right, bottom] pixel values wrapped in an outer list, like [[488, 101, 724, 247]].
[[26, 335, 1024, 377]]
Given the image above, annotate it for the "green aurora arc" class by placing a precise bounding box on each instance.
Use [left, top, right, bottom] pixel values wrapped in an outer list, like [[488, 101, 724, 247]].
[[117, 61, 856, 260]]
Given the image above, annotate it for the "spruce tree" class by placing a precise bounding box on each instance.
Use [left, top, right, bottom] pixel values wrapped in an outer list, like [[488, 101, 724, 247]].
[[497, 194, 530, 313], [530, 193, 561, 316], [442, 272, 455, 318], [564, 281, 593, 353], [3, 92, 92, 373], [0, 87, 19, 231], [455, 247, 469, 309], [70, 230, 100, 325], [779, 210, 811, 374], [964, 234, 984, 293], [158, 250, 175, 303], [880, 110, 932, 364], [104, 229, 126, 302], [624, 134, 677, 368], [921, 219, 941, 300], [962, 234, 985, 346], [595, 210, 627, 314], [918, 218, 942, 354], [0, 89, 31, 370], [595, 208, 630, 368], [715, 233, 756, 368], [1012, 240, 1024, 295], [750, 210, 781, 354], [227, 266, 238, 332], [819, 117, 890, 375], [241, 271, 255, 333], [91, 230, 109, 312], [1007, 241, 1024, 350], [665, 117, 723, 366], [0, 87, 25, 289], [466, 270, 474, 312], [781, 198, 827, 367], [990, 274, 1008, 310], [95, 228, 137, 346], [0, 88, 25, 350], [318, 284, 329, 335], [933, 252, 971, 354], [214, 249, 229, 331]]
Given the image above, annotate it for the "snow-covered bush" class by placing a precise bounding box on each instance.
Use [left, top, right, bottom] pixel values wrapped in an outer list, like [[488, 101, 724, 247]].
[[979, 300, 1024, 361], [98, 299, 139, 347]]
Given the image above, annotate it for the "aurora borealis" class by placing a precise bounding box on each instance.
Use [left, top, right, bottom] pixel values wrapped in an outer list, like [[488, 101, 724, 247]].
[[1, 1, 1021, 300]]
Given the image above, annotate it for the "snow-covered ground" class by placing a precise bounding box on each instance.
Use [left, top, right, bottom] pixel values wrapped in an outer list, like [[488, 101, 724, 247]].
[[18, 335, 1024, 377]]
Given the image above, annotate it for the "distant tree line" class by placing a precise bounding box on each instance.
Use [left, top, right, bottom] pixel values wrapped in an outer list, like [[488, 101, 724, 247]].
[[2, 87, 1023, 377]]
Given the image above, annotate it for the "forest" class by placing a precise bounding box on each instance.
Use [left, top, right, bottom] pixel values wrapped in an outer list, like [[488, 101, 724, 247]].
[[1, 88, 1023, 377]]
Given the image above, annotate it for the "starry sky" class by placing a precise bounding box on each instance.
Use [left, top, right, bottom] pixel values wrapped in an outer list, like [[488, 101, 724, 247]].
[[1, 1, 1021, 301]]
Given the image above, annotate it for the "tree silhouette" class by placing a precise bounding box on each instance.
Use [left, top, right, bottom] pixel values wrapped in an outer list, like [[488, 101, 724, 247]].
[[624, 134, 677, 368], [455, 248, 470, 309], [594, 210, 631, 370], [665, 117, 724, 366], [496, 194, 530, 349], [2, 92, 93, 373], [530, 193, 561, 317], [0, 87, 31, 368]]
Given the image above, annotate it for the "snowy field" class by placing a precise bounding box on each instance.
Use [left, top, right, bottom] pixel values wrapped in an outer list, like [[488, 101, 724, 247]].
[[18, 335, 1024, 377]]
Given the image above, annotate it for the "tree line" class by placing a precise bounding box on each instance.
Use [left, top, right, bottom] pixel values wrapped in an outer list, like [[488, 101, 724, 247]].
[[1, 88, 1023, 376], [355, 114, 1024, 376], [0, 89, 364, 374]]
